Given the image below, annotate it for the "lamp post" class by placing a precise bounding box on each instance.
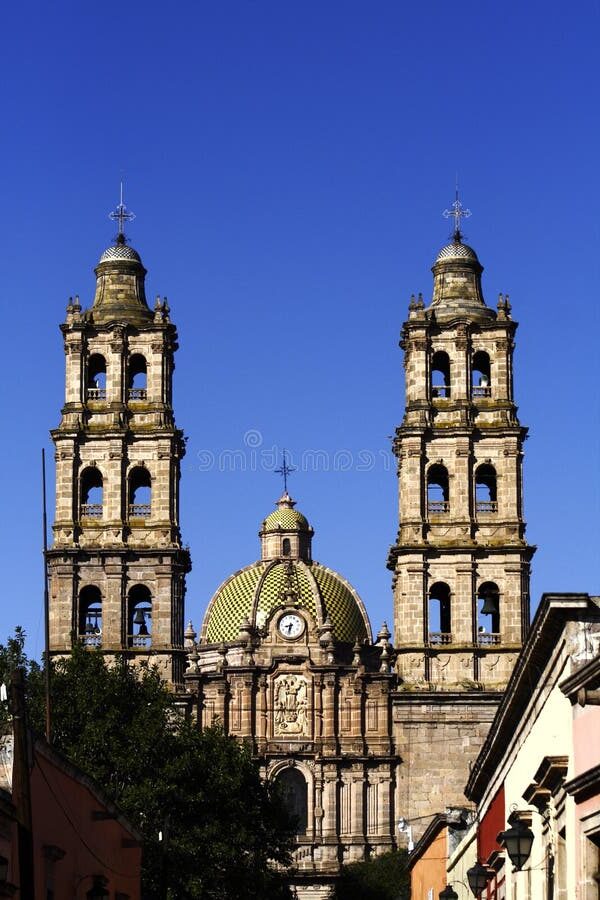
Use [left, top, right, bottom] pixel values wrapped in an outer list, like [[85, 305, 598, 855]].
[[497, 818, 534, 871], [466, 861, 491, 896], [439, 886, 459, 900]]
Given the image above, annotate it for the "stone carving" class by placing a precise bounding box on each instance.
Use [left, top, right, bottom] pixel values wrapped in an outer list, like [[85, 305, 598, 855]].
[[273, 674, 309, 736]]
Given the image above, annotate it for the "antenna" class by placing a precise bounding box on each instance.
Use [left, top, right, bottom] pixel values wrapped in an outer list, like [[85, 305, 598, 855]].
[[42, 448, 52, 743]]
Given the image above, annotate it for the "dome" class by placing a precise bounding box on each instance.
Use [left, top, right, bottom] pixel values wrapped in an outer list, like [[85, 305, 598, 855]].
[[99, 242, 142, 264], [263, 507, 309, 531], [434, 239, 480, 264], [261, 492, 310, 532], [201, 559, 371, 645]]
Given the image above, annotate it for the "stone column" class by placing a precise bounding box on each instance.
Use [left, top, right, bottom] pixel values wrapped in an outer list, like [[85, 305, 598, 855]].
[[376, 774, 391, 836], [321, 675, 337, 755], [257, 675, 268, 751], [321, 764, 339, 865], [349, 766, 365, 861], [240, 676, 254, 739]]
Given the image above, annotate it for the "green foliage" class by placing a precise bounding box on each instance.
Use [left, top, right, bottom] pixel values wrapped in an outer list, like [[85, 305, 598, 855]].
[[4, 634, 294, 899], [332, 849, 410, 900], [0, 627, 42, 729]]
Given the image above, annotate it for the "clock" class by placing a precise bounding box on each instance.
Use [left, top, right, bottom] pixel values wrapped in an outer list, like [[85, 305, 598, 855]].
[[278, 613, 305, 639]]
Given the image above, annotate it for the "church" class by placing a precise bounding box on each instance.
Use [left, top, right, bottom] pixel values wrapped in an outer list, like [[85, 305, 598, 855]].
[[46, 194, 535, 898]]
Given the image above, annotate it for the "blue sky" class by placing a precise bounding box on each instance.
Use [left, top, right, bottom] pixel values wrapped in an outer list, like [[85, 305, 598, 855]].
[[0, 1, 598, 657]]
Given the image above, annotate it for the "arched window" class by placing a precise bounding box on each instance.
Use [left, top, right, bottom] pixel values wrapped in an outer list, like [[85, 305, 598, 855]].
[[428, 582, 452, 644], [87, 354, 107, 400], [276, 768, 308, 836], [79, 585, 102, 648], [129, 467, 151, 518], [80, 467, 103, 518], [431, 351, 451, 398], [427, 464, 449, 514], [128, 584, 152, 648], [477, 582, 500, 644], [128, 354, 147, 400], [475, 464, 498, 513], [472, 351, 491, 397], [282, 538, 291, 557]]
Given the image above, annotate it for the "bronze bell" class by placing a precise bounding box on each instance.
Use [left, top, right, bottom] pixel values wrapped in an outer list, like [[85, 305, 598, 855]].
[[480, 594, 498, 616]]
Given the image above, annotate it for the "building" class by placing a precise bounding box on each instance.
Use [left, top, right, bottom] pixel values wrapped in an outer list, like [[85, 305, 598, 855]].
[[0, 671, 141, 898], [408, 809, 471, 900], [47, 198, 536, 896], [389, 205, 534, 831], [185, 491, 398, 898], [440, 592, 600, 900], [47, 204, 190, 685]]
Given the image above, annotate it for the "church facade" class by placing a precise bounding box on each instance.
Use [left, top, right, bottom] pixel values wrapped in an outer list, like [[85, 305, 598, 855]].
[[46, 198, 535, 898]]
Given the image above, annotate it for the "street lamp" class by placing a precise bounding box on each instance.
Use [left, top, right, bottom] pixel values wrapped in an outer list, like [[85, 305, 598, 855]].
[[86, 876, 109, 899], [466, 861, 491, 896], [497, 819, 534, 871], [439, 886, 459, 900]]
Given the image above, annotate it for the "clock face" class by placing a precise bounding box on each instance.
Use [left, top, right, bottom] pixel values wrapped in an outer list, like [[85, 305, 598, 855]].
[[279, 613, 304, 639]]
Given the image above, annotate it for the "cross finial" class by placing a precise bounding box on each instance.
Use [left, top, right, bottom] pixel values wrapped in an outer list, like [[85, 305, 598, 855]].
[[443, 182, 471, 241], [275, 450, 296, 493], [108, 181, 135, 241]]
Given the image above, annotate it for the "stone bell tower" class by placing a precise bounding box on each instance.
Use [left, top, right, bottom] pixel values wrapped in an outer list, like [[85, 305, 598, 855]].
[[46, 195, 190, 684], [388, 200, 535, 830]]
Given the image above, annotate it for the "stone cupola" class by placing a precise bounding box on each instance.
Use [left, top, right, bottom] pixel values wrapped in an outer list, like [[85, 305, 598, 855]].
[[430, 234, 494, 322], [259, 492, 314, 562], [89, 233, 153, 326]]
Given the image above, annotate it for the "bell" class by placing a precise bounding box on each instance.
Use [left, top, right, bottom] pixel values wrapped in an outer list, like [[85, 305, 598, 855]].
[[133, 609, 146, 626], [138, 622, 149, 636], [480, 594, 498, 616]]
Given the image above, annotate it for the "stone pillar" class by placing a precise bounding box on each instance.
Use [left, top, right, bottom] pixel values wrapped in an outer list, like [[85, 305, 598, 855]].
[[321, 764, 339, 865], [349, 766, 365, 860], [257, 675, 267, 751], [240, 676, 254, 739], [376, 774, 390, 836], [321, 675, 337, 755]]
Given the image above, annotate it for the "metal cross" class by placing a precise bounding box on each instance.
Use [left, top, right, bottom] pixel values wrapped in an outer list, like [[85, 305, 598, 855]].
[[108, 181, 136, 237], [275, 450, 296, 493], [443, 187, 471, 239]]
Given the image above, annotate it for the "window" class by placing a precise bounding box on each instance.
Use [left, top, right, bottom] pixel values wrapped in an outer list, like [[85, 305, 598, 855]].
[[128, 354, 147, 400], [477, 582, 500, 642], [79, 586, 102, 647], [431, 351, 451, 398], [428, 582, 452, 644], [128, 585, 152, 648], [87, 354, 107, 400], [282, 538, 291, 556], [129, 467, 151, 518], [427, 464, 449, 514], [80, 468, 103, 518], [276, 768, 308, 835], [475, 464, 498, 513], [472, 351, 491, 397]]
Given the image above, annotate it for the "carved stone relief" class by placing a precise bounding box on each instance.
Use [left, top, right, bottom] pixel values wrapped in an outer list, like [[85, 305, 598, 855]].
[[273, 673, 310, 737]]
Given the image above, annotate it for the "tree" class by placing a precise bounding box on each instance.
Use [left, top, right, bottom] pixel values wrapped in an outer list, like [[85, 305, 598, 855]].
[[1, 636, 294, 899], [332, 849, 410, 900]]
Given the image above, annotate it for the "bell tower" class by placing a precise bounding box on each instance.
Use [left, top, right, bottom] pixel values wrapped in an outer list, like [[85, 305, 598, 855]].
[[389, 202, 535, 688], [46, 196, 190, 684], [388, 202, 536, 829]]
